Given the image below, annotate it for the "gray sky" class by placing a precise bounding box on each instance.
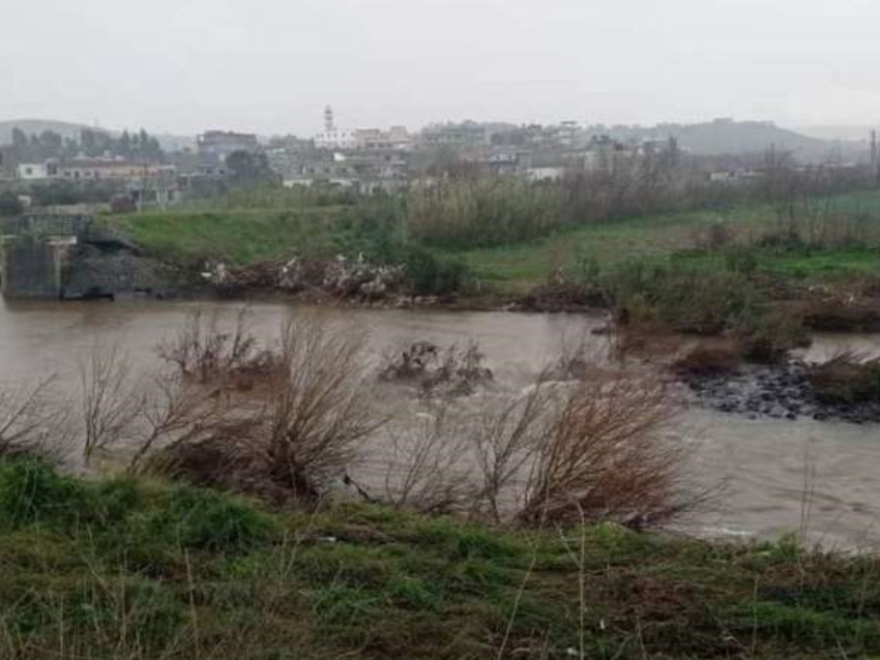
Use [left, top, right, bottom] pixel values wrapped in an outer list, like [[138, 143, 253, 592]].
[[3, 0, 880, 136]]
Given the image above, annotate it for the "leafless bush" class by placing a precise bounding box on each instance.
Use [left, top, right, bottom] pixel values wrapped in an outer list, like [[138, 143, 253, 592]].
[[518, 368, 699, 529], [380, 403, 475, 513], [548, 331, 611, 381], [469, 378, 555, 521], [379, 340, 493, 396], [128, 368, 260, 476], [157, 307, 278, 388], [0, 377, 72, 462], [79, 342, 144, 465], [265, 315, 382, 499], [131, 309, 381, 503]]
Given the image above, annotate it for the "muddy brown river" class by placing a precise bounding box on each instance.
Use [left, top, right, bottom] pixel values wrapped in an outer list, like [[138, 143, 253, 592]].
[[1, 299, 879, 549]]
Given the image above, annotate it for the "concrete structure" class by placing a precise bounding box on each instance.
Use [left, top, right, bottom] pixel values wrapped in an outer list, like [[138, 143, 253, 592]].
[[352, 126, 412, 151], [314, 128, 358, 150], [15, 158, 175, 183], [0, 236, 77, 299], [197, 130, 259, 163], [420, 122, 489, 148], [0, 215, 169, 300], [525, 166, 567, 182], [16, 160, 59, 180], [59, 159, 176, 181], [0, 215, 88, 299]]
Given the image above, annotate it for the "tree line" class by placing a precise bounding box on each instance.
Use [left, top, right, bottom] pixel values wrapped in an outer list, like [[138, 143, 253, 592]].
[[2, 127, 165, 165]]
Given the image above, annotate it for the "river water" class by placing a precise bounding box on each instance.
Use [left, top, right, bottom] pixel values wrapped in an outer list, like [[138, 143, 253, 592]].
[[1, 299, 879, 549]]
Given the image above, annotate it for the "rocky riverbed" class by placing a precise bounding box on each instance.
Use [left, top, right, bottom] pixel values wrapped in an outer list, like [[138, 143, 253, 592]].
[[682, 361, 880, 425]]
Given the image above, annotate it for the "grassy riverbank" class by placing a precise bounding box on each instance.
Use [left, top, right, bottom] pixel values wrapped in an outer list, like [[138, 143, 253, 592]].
[[2, 458, 880, 660], [107, 190, 880, 296]]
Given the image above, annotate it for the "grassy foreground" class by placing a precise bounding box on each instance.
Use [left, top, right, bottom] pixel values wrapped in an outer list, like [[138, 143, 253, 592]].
[[2, 459, 880, 659]]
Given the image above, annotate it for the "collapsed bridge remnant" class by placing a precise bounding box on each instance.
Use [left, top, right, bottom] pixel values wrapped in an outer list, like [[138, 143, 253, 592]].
[[0, 214, 171, 300]]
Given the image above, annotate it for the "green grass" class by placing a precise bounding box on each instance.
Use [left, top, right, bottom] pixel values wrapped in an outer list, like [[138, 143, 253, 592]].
[[455, 208, 742, 294], [105, 190, 880, 295], [107, 207, 354, 264], [455, 193, 880, 294], [2, 458, 880, 659], [669, 246, 880, 284]]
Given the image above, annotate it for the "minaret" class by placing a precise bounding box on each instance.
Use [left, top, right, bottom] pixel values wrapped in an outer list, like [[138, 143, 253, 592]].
[[324, 106, 336, 133]]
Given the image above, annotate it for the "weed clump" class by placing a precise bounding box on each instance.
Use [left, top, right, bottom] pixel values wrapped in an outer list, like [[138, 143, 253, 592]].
[[673, 342, 743, 377], [807, 352, 880, 405]]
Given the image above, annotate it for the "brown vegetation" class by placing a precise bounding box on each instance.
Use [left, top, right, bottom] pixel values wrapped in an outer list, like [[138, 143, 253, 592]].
[[518, 369, 697, 528], [673, 341, 743, 377], [0, 378, 71, 461], [10, 307, 701, 532], [806, 351, 880, 405]]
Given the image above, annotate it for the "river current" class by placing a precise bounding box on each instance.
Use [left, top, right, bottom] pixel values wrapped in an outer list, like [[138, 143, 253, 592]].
[[1, 299, 878, 548]]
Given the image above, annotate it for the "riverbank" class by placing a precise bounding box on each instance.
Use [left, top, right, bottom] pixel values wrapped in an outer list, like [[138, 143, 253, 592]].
[[2, 457, 879, 660]]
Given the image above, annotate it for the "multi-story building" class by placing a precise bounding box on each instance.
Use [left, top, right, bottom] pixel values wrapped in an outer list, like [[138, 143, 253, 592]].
[[197, 130, 259, 163], [16, 160, 59, 180], [419, 121, 490, 149], [16, 158, 176, 182]]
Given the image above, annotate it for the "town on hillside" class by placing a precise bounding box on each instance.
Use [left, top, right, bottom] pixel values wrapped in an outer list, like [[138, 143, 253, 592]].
[[1, 109, 878, 214]]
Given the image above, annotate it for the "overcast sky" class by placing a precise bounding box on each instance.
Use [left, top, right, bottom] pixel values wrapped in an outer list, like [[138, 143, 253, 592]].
[[3, 0, 880, 136]]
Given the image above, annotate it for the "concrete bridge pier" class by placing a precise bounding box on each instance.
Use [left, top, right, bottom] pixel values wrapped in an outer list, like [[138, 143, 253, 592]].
[[0, 235, 78, 300]]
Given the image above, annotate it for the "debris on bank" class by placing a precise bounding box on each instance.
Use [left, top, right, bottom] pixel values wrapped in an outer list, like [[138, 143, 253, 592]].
[[201, 253, 405, 300]]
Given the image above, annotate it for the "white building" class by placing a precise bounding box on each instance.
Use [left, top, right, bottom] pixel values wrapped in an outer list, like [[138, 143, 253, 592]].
[[17, 161, 58, 180], [314, 128, 358, 150], [526, 166, 566, 182]]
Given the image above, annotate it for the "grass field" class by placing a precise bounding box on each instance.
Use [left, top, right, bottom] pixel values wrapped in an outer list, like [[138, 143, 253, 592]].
[[108, 206, 355, 264], [455, 192, 880, 294], [2, 458, 880, 659], [106, 190, 880, 295]]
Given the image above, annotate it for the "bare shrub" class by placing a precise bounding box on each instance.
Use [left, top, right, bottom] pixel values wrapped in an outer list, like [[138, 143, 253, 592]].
[[265, 315, 382, 499], [380, 403, 475, 513], [128, 368, 259, 475], [130, 309, 380, 503], [157, 307, 278, 388], [518, 368, 697, 529], [469, 378, 555, 521], [79, 342, 144, 465], [0, 378, 72, 462]]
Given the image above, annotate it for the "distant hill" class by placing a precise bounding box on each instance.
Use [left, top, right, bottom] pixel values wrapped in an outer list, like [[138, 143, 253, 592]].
[[796, 125, 876, 143], [0, 119, 109, 144], [594, 120, 865, 162], [0, 119, 194, 152]]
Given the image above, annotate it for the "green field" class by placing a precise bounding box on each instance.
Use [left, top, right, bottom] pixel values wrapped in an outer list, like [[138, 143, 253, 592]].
[[107, 190, 880, 295], [108, 206, 355, 264], [2, 458, 880, 659], [457, 192, 880, 294]]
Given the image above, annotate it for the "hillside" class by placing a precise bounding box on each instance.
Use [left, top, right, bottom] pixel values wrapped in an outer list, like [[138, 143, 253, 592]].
[[0, 118, 107, 144], [593, 120, 862, 162]]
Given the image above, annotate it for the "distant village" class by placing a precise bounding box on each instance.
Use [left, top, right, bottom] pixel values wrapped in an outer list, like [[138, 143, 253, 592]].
[[0, 108, 876, 213]]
